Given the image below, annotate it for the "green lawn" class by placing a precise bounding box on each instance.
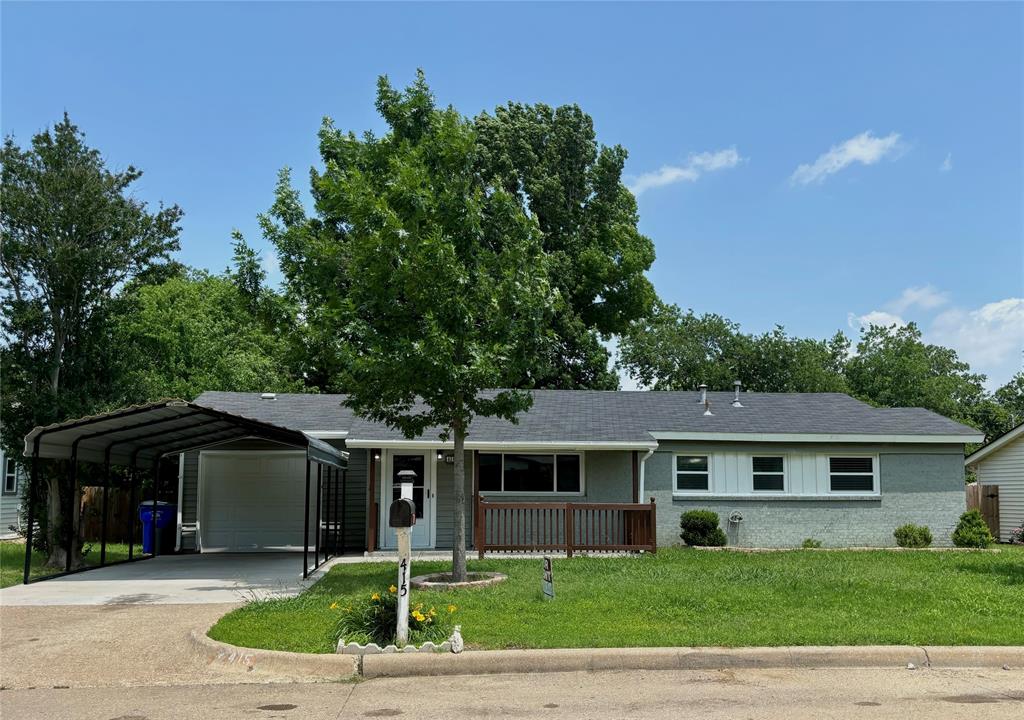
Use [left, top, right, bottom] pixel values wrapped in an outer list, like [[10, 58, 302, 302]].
[[208, 546, 1024, 653], [0, 540, 134, 588]]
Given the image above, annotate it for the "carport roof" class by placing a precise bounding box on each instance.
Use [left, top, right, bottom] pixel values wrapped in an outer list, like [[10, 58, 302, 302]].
[[23, 400, 347, 468]]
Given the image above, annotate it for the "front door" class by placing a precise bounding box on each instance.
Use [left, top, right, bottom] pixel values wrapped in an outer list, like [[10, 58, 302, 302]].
[[382, 452, 433, 549]]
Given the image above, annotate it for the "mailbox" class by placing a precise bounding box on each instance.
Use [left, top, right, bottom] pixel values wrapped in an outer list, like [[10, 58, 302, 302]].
[[389, 497, 417, 528]]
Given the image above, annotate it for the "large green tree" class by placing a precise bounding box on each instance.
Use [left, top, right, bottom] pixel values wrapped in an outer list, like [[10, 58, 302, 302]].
[[845, 323, 988, 427], [475, 102, 657, 388], [115, 265, 302, 402], [271, 72, 552, 580], [618, 301, 849, 393], [0, 114, 182, 568]]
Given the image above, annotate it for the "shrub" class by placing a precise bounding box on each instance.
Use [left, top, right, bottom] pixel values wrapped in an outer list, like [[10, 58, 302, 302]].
[[679, 510, 727, 547], [1009, 525, 1023, 545], [893, 523, 933, 548], [334, 586, 456, 647], [801, 538, 822, 549], [951, 509, 995, 549]]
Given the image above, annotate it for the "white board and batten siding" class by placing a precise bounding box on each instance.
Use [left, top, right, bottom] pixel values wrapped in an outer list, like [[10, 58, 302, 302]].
[[971, 434, 1024, 542], [198, 451, 316, 552]]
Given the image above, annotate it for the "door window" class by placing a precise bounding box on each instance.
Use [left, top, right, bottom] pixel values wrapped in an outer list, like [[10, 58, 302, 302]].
[[392, 454, 426, 519]]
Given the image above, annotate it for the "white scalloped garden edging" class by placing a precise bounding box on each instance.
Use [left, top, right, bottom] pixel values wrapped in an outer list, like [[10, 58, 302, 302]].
[[337, 639, 452, 655]]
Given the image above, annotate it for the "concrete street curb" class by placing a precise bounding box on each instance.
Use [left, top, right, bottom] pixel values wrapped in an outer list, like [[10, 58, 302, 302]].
[[361, 645, 1022, 678], [189, 629, 358, 682], [191, 630, 1023, 680]]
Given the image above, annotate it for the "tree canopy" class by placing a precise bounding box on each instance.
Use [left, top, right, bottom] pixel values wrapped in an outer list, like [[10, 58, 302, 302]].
[[264, 71, 553, 579], [475, 102, 656, 388], [618, 301, 848, 393], [0, 114, 182, 566]]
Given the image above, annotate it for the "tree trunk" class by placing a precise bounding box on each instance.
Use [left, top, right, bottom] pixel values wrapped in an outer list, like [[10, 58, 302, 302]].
[[43, 472, 83, 570], [451, 417, 468, 583]]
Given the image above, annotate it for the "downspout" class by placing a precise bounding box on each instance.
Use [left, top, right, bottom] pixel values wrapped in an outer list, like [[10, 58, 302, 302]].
[[175, 453, 184, 552], [638, 447, 655, 501]]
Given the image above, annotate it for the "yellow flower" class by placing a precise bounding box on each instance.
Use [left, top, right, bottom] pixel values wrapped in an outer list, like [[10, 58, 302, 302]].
[[428, 607, 437, 617], [412, 610, 426, 622], [371, 593, 380, 601], [329, 602, 339, 610], [447, 604, 457, 613], [388, 585, 397, 594]]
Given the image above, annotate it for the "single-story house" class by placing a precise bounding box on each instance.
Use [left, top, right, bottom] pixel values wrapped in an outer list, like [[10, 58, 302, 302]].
[[965, 422, 1024, 542], [0, 447, 24, 540], [169, 387, 982, 551]]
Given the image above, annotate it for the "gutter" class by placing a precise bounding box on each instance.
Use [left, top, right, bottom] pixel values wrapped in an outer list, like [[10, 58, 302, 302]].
[[638, 448, 655, 501]]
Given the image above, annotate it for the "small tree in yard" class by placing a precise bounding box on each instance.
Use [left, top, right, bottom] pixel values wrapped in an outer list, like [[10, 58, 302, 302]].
[[316, 73, 552, 581], [952, 509, 995, 549], [0, 115, 182, 568]]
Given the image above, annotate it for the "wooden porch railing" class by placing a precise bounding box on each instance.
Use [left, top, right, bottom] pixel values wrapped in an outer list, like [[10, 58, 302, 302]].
[[475, 497, 657, 558]]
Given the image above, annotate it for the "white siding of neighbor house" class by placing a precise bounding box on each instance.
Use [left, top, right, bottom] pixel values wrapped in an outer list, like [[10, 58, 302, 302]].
[[0, 449, 24, 539], [973, 435, 1024, 542]]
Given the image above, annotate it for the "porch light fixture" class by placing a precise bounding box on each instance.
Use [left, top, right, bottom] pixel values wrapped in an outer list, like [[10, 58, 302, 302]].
[[437, 451, 444, 461], [374, 452, 381, 460]]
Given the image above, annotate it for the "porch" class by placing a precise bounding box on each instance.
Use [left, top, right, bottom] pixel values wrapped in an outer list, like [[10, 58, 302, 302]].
[[363, 446, 657, 556]]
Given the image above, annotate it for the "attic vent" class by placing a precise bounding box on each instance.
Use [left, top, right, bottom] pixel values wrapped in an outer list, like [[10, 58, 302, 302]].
[[260, 392, 277, 400], [732, 380, 744, 408], [698, 383, 708, 404]]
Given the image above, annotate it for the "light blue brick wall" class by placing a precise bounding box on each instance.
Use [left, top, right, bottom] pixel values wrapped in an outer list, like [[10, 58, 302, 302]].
[[646, 444, 966, 547]]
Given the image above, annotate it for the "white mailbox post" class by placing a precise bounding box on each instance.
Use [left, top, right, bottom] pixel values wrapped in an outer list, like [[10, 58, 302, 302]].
[[392, 470, 417, 646]]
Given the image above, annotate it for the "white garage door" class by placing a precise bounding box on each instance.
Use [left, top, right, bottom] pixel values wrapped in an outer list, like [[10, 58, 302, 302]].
[[199, 452, 313, 552]]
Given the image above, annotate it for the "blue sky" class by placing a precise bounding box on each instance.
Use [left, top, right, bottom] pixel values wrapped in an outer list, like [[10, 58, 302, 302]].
[[3, 2, 1022, 389]]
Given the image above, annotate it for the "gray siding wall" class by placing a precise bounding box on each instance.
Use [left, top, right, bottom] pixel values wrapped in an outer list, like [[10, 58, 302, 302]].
[[0, 449, 24, 538], [179, 439, 369, 553], [647, 442, 967, 547]]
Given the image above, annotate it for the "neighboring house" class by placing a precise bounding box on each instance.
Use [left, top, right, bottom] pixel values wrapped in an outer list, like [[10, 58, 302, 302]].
[[0, 447, 25, 540], [171, 388, 981, 552], [965, 422, 1024, 543]]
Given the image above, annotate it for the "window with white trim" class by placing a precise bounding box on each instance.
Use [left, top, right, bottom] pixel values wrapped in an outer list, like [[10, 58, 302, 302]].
[[3, 458, 17, 495], [477, 453, 582, 494], [828, 456, 876, 492], [674, 455, 710, 492], [752, 456, 785, 492]]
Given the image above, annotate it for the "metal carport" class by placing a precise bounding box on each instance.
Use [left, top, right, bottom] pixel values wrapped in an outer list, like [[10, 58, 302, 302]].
[[21, 399, 348, 584]]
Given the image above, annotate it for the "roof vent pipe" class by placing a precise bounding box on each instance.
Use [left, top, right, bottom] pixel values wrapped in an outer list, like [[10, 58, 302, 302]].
[[698, 383, 708, 404], [732, 380, 743, 408], [703, 399, 714, 417]]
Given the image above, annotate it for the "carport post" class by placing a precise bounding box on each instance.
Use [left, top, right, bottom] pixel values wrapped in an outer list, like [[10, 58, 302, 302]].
[[22, 441, 40, 584], [323, 466, 332, 561], [314, 464, 323, 568], [302, 459, 311, 579], [127, 467, 137, 559], [65, 444, 79, 572], [100, 446, 112, 565], [151, 458, 160, 557]]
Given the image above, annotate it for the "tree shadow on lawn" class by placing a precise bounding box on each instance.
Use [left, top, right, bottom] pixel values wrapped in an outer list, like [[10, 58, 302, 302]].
[[952, 560, 1024, 586]]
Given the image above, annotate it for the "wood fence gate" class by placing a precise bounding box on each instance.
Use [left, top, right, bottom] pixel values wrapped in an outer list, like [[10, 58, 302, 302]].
[[966, 483, 1000, 538]]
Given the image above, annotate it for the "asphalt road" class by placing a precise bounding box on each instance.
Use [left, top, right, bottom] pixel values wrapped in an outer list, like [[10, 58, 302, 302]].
[[3, 667, 1022, 720]]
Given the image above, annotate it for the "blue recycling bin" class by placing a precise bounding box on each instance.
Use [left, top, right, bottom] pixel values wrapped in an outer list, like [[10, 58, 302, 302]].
[[139, 501, 176, 554]]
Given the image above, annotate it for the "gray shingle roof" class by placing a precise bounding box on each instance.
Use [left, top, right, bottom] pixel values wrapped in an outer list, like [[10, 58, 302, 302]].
[[193, 390, 981, 445]]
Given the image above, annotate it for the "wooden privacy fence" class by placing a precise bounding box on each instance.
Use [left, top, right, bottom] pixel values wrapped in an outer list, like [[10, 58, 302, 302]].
[[966, 483, 1000, 538], [475, 497, 657, 558]]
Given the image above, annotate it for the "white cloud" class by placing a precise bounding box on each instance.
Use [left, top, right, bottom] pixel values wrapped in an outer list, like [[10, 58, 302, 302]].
[[628, 147, 742, 196], [848, 310, 906, 330], [888, 285, 949, 314], [940, 153, 953, 172], [929, 298, 1024, 380], [791, 131, 902, 185], [849, 289, 1024, 390]]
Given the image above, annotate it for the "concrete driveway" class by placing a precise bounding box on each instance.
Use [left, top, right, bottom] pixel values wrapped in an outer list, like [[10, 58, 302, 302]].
[[0, 553, 313, 606]]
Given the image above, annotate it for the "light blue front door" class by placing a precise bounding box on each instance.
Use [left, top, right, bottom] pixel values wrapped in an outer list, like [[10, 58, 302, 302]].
[[383, 452, 433, 549]]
